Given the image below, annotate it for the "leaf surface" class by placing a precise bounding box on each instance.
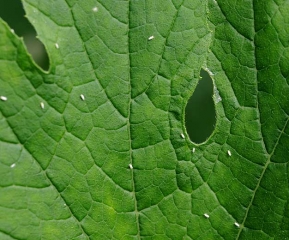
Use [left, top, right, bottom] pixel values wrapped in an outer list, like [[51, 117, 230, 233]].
[[0, 0, 288, 239]]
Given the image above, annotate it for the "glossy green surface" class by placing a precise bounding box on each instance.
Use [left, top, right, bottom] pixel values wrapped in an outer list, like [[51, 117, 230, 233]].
[[0, 0, 288, 239]]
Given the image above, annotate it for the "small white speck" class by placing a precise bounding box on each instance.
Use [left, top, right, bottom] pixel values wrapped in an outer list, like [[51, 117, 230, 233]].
[[10, 163, 16, 168], [148, 35, 154, 40], [55, 43, 59, 49], [40, 102, 44, 109], [192, 148, 196, 153], [10, 29, 15, 33], [181, 133, 185, 139], [64, 203, 66, 206], [0, 96, 7, 101], [129, 164, 133, 169], [92, 7, 98, 12], [80, 94, 85, 101], [234, 222, 240, 228], [227, 150, 232, 156], [204, 213, 209, 218]]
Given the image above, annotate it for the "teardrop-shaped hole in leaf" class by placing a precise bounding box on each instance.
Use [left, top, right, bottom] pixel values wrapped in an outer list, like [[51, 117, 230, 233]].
[[185, 69, 216, 144], [0, 0, 49, 70]]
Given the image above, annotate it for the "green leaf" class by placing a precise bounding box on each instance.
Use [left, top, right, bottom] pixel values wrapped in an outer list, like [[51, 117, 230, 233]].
[[0, 0, 288, 239]]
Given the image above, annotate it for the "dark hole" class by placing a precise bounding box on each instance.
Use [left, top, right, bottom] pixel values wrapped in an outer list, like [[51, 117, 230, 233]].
[[0, 0, 49, 70], [185, 69, 216, 144]]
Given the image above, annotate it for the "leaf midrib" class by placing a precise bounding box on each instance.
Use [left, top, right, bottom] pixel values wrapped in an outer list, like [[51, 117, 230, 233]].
[[236, 0, 289, 238]]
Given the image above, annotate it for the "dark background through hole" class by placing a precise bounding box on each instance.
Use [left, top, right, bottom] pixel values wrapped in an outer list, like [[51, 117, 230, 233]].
[[185, 69, 216, 143], [0, 0, 49, 70], [0, 0, 216, 143]]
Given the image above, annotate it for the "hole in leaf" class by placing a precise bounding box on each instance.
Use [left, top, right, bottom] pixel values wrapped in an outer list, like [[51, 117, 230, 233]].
[[0, 0, 49, 70], [185, 69, 216, 144]]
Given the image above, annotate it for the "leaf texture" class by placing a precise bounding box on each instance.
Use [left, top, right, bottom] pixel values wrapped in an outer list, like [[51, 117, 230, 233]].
[[0, 0, 288, 239]]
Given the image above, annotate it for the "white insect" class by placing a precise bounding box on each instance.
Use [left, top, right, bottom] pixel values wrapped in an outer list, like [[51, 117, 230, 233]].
[[0, 96, 7, 101], [192, 148, 196, 153], [10, 29, 15, 33], [40, 102, 44, 109], [129, 164, 133, 169], [55, 43, 59, 49], [234, 222, 240, 228], [204, 213, 209, 218], [227, 150, 232, 156], [180, 133, 185, 139], [80, 94, 85, 101], [10, 163, 16, 168], [92, 7, 98, 12], [148, 36, 154, 40]]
